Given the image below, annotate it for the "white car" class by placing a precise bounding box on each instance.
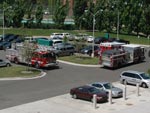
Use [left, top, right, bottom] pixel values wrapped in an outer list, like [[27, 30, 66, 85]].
[[89, 82, 123, 98], [50, 33, 71, 39], [86, 36, 94, 43], [0, 59, 11, 67]]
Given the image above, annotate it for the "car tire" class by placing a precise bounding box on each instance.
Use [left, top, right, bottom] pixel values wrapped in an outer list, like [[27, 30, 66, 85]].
[[72, 94, 77, 99], [6, 63, 11, 67], [141, 82, 147, 88], [35, 63, 40, 69]]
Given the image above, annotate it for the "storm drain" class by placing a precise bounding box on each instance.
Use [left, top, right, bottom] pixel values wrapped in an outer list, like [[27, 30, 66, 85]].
[[126, 103, 133, 106]]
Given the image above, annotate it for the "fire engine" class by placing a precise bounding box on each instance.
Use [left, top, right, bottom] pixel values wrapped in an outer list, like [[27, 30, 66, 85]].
[[99, 42, 145, 68], [6, 43, 58, 68]]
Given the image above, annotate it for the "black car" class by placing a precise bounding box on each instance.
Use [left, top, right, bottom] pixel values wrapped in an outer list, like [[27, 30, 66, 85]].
[[3, 34, 14, 41], [94, 37, 108, 44], [14, 36, 24, 43], [0, 41, 11, 50], [80, 45, 99, 56], [113, 39, 130, 44], [5, 34, 19, 42]]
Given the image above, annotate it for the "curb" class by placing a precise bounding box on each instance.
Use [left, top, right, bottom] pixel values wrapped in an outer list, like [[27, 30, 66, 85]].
[[57, 60, 102, 67], [0, 71, 46, 81]]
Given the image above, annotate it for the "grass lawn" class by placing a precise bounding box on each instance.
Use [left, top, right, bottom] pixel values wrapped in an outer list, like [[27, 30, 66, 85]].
[[58, 55, 99, 65], [0, 65, 41, 78]]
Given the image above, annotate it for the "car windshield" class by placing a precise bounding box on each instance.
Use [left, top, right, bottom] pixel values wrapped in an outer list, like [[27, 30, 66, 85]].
[[88, 87, 101, 94], [140, 73, 150, 79], [103, 83, 114, 89]]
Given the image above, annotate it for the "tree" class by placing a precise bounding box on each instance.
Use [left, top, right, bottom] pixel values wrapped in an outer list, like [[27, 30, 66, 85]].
[[53, 0, 69, 28], [22, 41, 37, 71], [73, 0, 88, 29], [35, 4, 43, 26], [11, 0, 26, 27]]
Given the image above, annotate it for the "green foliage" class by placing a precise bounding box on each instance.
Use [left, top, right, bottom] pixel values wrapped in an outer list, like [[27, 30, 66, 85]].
[[22, 41, 37, 70], [73, 0, 88, 29], [35, 4, 43, 25], [53, 0, 69, 28], [11, 0, 26, 27]]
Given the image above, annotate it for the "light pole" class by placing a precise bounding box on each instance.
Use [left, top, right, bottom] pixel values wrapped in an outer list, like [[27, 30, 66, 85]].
[[148, 35, 150, 48], [117, 10, 119, 40], [3, 6, 12, 41], [85, 10, 100, 57], [116, 0, 119, 40]]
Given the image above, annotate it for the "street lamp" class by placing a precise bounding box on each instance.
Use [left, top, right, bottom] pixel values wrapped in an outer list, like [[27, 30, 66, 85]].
[[116, 0, 119, 40], [3, 6, 12, 41], [148, 35, 150, 48], [85, 9, 101, 57]]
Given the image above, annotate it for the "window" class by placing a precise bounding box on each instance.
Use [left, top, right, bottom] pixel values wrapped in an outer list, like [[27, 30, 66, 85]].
[[134, 74, 141, 79], [92, 83, 103, 88]]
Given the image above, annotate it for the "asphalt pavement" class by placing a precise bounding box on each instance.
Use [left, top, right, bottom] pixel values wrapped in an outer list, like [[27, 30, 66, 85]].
[[0, 82, 150, 113]]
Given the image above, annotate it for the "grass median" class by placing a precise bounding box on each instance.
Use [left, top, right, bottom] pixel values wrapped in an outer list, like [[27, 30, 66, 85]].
[[58, 55, 99, 65], [0, 65, 41, 78]]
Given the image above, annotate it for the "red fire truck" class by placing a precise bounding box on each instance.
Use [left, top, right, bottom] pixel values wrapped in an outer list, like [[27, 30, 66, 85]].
[[6, 43, 58, 68], [99, 42, 145, 68]]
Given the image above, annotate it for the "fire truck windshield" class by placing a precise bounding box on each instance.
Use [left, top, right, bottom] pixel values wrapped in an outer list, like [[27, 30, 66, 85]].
[[42, 52, 56, 58]]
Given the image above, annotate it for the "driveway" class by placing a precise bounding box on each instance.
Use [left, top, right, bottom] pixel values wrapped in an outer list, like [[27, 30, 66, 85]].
[[0, 48, 149, 109]]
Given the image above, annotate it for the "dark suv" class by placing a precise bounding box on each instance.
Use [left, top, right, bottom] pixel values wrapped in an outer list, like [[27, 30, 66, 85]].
[[54, 43, 75, 57]]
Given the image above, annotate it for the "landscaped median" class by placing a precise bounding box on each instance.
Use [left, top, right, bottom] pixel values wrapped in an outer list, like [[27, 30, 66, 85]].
[[58, 55, 99, 65], [0, 65, 43, 80]]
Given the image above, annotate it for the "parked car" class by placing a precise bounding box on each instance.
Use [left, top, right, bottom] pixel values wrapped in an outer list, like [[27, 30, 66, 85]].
[[14, 36, 24, 43], [113, 39, 130, 44], [54, 43, 75, 57], [3, 34, 14, 41], [70, 85, 108, 103], [0, 41, 11, 50], [80, 45, 99, 56], [50, 33, 71, 39], [94, 37, 108, 44], [52, 39, 63, 46], [89, 82, 123, 98], [120, 70, 150, 88], [74, 33, 88, 41], [0, 59, 11, 67], [86, 36, 94, 43], [5, 34, 18, 42]]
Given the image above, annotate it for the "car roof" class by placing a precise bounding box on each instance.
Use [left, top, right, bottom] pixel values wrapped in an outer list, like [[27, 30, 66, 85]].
[[122, 70, 144, 74], [92, 82, 109, 85], [77, 85, 94, 89]]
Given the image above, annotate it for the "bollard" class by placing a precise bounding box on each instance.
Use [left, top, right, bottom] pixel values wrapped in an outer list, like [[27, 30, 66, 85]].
[[123, 80, 127, 100], [136, 83, 140, 96], [109, 90, 112, 104], [93, 94, 97, 109]]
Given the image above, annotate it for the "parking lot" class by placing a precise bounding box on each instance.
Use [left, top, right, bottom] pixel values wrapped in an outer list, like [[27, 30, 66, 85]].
[[0, 82, 150, 113]]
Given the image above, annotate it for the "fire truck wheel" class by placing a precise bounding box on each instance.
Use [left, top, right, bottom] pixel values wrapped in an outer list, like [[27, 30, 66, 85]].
[[6, 63, 11, 67], [14, 58, 19, 64], [35, 63, 40, 69]]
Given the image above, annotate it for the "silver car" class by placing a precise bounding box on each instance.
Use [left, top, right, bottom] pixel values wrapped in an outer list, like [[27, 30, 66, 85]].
[[90, 82, 123, 98], [120, 70, 150, 88], [0, 59, 11, 67]]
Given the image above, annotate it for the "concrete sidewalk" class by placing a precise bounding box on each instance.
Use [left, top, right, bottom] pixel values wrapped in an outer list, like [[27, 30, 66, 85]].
[[0, 83, 150, 113]]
